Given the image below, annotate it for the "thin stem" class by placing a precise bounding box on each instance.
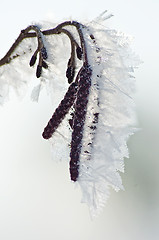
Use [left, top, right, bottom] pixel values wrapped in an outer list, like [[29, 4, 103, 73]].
[[58, 28, 79, 48], [59, 28, 76, 67], [0, 32, 25, 66], [22, 25, 45, 51], [0, 25, 46, 66]]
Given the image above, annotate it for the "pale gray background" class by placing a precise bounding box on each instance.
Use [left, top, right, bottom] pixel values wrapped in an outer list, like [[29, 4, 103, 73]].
[[0, 0, 159, 239]]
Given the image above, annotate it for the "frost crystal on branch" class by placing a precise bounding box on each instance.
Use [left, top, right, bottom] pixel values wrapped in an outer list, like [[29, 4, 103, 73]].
[[0, 12, 141, 217]]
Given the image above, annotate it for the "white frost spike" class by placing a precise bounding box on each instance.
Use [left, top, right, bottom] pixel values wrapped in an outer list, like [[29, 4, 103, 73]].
[[94, 10, 114, 22]]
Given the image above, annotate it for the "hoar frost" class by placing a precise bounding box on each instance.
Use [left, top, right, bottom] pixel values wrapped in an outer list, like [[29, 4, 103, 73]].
[[0, 12, 140, 217]]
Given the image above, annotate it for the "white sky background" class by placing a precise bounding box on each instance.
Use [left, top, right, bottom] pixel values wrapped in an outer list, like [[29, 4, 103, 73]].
[[0, 0, 159, 240]]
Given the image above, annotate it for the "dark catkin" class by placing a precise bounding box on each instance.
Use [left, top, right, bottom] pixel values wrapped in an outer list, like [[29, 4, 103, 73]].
[[36, 65, 42, 78], [76, 46, 83, 60], [66, 66, 75, 84], [29, 55, 37, 67], [42, 60, 48, 69], [69, 64, 92, 181], [42, 82, 78, 139]]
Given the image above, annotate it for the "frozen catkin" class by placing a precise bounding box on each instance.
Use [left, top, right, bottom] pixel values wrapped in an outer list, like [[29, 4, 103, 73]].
[[69, 64, 92, 181], [42, 81, 78, 139], [0, 12, 141, 217]]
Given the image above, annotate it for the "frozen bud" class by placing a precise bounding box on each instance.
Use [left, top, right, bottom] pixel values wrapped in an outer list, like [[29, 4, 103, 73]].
[[36, 65, 42, 78], [29, 55, 37, 67], [41, 47, 48, 60], [76, 46, 83, 60], [42, 60, 48, 69]]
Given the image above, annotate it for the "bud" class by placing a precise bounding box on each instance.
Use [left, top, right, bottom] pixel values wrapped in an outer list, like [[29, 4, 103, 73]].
[[29, 55, 37, 67], [42, 60, 48, 69], [36, 65, 42, 78], [66, 66, 75, 84], [76, 46, 83, 60]]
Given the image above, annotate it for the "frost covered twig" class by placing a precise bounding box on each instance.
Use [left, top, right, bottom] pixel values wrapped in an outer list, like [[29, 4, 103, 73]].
[[0, 20, 92, 181], [0, 21, 85, 67], [0, 14, 140, 217]]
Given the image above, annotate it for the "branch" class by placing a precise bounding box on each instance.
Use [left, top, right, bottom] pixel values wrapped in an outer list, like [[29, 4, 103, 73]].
[[0, 21, 87, 67]]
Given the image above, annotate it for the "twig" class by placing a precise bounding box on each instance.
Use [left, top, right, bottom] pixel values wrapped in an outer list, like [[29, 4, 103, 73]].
[[0, 21, 86, 67]]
